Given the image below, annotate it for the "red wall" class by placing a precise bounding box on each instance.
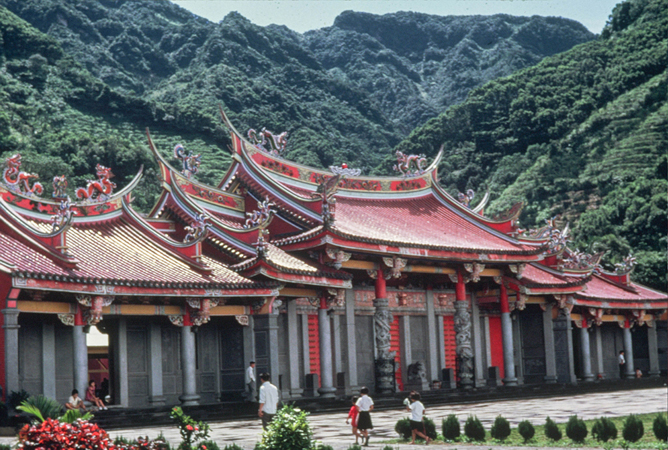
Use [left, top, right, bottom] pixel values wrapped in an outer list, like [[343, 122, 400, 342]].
[[307, 314, 321, 386], [443, 316, 457, 369], [390, 317, 402, 391], [488, 316, 505, 379]]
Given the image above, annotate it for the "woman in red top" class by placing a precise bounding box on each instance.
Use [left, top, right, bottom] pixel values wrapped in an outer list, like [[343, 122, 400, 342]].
[[345, 396, 361, 444], [86, 380, 107, 410]]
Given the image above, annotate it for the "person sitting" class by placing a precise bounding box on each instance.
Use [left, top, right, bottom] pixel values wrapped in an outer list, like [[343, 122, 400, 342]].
[[65, 389, 86, 411], [86, 380, 107, 410]]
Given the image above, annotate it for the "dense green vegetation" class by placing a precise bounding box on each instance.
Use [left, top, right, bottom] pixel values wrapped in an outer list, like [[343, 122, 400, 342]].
[[393, 0, 667, 288]]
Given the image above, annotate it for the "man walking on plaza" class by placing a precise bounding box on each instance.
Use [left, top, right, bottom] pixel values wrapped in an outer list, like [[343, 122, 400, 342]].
[[618, 350, 626, 378], [258, 372, 279, 430], [246, 361, 256, 402]]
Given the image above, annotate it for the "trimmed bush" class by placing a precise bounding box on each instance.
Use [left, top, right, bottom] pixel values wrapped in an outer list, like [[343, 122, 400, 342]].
[[622, 414, 644, 442], [653, 414, 668, 441], [544, 416, 562, 441], [518, 420, 535, 442], [592, 417, 617, 442], [442, 414, 461, 441], [347, 445, 363, 450], [256, 405, 313, 450], [394, 417, 437, 440], [381, 447, 395, 450], [316, 446, 334, 450], [490, 415, 511, 441], [566, 415, 587, 443], [464, 415, 485, 441]]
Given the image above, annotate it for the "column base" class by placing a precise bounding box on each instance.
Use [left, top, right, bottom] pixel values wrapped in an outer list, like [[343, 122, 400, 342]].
[[503, 377, 518, 386], [543, 375, 558, 384], [317, 386, 337, 398], [179, 394, 200, 406], [582, 374, 595, 382], [624, 373, 635, 379], [149, 396, 166, 406], [289, 388, 304, 398], [648, 370, 661, 378], [474, 378, 487, 388]]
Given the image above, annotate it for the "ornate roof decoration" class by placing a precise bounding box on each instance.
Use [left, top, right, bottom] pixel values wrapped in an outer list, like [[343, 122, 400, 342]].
[[393, 151, 427, 177], [52, 175, 68, 199], [383, 256, 407, 279], [330, 163, 361, 177], [183, 213, 210, 243], [50, 197, 73, 233], [559, 249, 604, 271], [253, 228, 270, 258], [326, 247, 351, 269], [614, 254, 637, 275], [244, 196, 276, 229], [174, 144, 201, 179], [491, 202, 523, 222], [520, 216, 570, 254], [247, 127, 288, 157], [75, 164, 116, 202], [3, 153, 43, 196], [311, 174, 342, 228], [458, 189, 475, 208]]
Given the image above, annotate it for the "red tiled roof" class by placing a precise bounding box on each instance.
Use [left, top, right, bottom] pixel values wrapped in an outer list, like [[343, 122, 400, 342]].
[[331, 195, 537, 254], [577, 275, 668, 302], [520, 264, 584, 287]]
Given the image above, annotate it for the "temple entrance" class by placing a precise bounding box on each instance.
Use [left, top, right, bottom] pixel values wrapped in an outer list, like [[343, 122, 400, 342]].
[[519, 307, 546, 384], [219, 318, 245, 399], [86, 326, 110, 404]]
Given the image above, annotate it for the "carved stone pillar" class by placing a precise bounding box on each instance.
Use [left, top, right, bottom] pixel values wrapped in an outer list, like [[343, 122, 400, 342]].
[[454, 269, 473, 389], [3, 308, 20, 395], [579, 323, 594, 381], [499, 283, 517, 386], [622, 325, 635, 378], [373, 268, 395, 393], [318, 297, 336, 398], [179, 312, 199, 406]]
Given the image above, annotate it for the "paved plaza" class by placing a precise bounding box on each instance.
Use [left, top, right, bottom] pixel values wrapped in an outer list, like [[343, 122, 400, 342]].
[[2, 387, 666, 449]]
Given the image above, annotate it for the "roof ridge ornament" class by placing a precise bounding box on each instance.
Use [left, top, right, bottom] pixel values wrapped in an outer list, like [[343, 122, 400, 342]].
[[458, 189, 475, 208], [614, 253, 637, 274], [311, 174, 342, 228], [393, 150, 427, 177], [52, 175, 68, 200], [559, 249, 604, 271], [183, 213, 210, 243], [174, 144, 201, 179], [75, 164, 116, 202], [248, 127, 288, 157], [50, 197, 74, 233], [244, 196, 276, 229], [3, 153, 44, 196], [330, 163, 361, 177], [520, 216, 570, 254]]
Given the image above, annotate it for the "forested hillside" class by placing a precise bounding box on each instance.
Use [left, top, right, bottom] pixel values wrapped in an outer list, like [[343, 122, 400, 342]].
[[392, 0, 667, 288]]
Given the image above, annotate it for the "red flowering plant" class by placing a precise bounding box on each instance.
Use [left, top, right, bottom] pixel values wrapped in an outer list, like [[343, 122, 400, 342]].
[[170, 407, 210, 450], [18, 417, 115, 449], [114, 436, 170, 450]]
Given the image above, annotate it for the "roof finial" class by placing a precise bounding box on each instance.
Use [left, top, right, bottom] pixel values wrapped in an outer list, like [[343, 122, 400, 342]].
[[393, 151, 427, 177], [330, 163, 361, 176], [75, 164, 116, 202], [248, 127, 288, 157], [174, 144, 201, 179], [3, 153, 43, 196]]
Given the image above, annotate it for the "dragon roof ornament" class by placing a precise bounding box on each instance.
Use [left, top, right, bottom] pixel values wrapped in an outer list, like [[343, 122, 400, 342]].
[[52, 175, 68, 199], [559, 249, 604, 271], [50, 197, 74, 233], [75, 164, 116, 202], [614, 254, 637, 275], [520, 216, 570, 254], [244, 196, 276, 229], [174, 144, 201, 179], [311, 174, 342, 228], [458, 189, 475, 208], [248, 127, 288, 157], [330, 163, 361, 177], [3, 153, 43, 196], [183, 213, 210, 243], [393, 151, 427, 177]]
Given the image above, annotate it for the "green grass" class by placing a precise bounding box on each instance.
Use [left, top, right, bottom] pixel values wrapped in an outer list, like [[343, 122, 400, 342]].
[[383, 413, 668, 448]]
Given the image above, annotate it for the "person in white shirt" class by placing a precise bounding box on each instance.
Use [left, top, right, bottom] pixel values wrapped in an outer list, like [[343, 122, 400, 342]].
[[65, 389, 86, 411], [618, 350, 626, 378], [405, 391, 430, 445], [246, 361, 256, 402], [258, 372, 279, 430], [356, 387, 374, 446]]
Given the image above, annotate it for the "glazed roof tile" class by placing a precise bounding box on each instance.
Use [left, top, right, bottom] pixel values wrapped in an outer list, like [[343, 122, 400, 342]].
[[577, 275, 668, 302], [519, 263, 584, 287], [331, 196, 536, 254]]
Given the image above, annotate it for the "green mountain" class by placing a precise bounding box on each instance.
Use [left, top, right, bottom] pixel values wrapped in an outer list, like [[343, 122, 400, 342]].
[[392, 0, 667, 289]]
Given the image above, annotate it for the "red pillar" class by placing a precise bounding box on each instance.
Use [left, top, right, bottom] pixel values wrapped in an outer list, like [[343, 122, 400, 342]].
[[455, 269, 466, 302], [375, 268, 386, 298], [499, 283, 510, 314]]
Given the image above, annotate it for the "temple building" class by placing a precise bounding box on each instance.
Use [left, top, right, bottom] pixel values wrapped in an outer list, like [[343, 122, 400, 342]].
[[1, 112, 666, 408]]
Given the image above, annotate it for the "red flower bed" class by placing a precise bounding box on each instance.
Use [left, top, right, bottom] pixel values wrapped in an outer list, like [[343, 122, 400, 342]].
[[19, 418, 115, 449]]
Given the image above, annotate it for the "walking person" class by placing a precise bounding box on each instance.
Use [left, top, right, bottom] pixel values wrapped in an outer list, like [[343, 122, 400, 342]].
[[405, 391, 431, 445], [346, 396, 361, 444], [258, 372, 279, 430], [246, 361, 256, 402], [356, 387, 374, 446], [618, 350, 626, 378]]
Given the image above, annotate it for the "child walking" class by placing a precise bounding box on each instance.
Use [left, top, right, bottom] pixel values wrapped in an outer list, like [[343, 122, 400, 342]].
[[346, 396, 361, 444], [356, 387, 374, 447], [406, 391, 430, 445]]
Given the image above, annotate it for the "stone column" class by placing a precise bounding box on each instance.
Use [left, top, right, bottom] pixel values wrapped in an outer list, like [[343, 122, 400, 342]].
[[579, 325, 594, 381], [648, 322, 660, 377], [2, 309, 20, 395], [344, 289, 358, 395], [286, 300, 303, 396], [318, 297, 336, 398], [301, 314, 311, 378], [42, 323, 56, 399], [542, 304, 557, 383], [499, 284, 517, 386], [113, 318, 129, 407], [622, 325, 635, 378], [332, 313, 343, 376], [565, 312, 577, 384], [254, 313, 279, 380], [471, 294, 486, 387], [148, 322, 165, 405], [594, 325, 605, 379], [399, 315, 411, 387], [437, 312, 446, 375], [374, 268, 395, 393], [179, 324, 200, 406], [454, 270, 473, 389], [73, 324, 88, 397], [425, 288, 439, 384]]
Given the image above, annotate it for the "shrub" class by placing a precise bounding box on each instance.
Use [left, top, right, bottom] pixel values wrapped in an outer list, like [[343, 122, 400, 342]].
[[59, 408, 94, 423], [653, 414, 668, 441], [394, 417, 437, 440], [256, 405, 313, 450], [0, 445, 10, 450], [19, 417, 115, 449], [221, 444, 241, 450], [592, 417, 617, 442], [381, 447, 395, 450], [442, 414, 461, 441], [490, 415, 511, 441], [316, 446, 334, 450], [565, 415, 587, 443], [7, 390, 30, 409], [464, 415, 485, 441], [17, 395, 63, 422], [544, 416, 562, 441], [622, 414, 644, 442], [347, 445, 363, 450], [518, 420, 535, 442], [170, 406, 210, 450]]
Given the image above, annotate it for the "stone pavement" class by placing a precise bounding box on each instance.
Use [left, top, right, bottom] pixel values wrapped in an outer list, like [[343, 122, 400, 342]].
[[2, 387, 666, 449]]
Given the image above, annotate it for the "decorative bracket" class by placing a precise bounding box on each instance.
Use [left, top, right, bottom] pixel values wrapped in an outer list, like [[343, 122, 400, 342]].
[[588, 307, 604, 326], [509, 263, 526, 280], [326, 248, 351, 269], [463, 263, 485, 282], [382, 256, 407, 279], [57, 313, 75, 327], [168, 315, 184, 327], [235, 315, 249, 326], [327, 288, 345, 307], [76, 295, 114, 325], [367, 269, 378, 280], [447, 273, 459, 284]]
